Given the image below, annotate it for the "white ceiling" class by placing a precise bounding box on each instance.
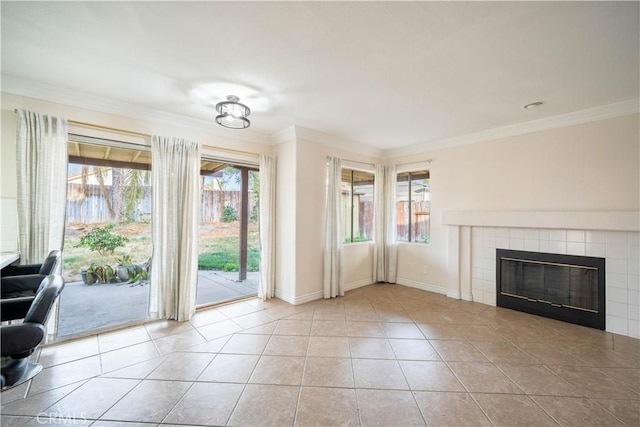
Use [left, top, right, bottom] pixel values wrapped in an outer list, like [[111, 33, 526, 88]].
[[2, 2, 638, 154]]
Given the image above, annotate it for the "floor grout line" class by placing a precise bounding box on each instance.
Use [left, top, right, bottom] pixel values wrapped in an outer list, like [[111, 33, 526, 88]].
[[4, 285, 638, 427]]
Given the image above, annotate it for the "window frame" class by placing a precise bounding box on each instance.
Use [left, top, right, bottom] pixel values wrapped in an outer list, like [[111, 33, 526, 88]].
[[341, 167, 375, 244], [396, 169, 430, 244]]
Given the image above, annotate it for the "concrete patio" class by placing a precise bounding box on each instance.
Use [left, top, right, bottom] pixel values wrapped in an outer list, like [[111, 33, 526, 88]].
[[57, 270, 258, 338]]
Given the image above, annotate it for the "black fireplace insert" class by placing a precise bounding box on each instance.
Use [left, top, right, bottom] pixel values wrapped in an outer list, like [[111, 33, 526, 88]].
[[496, 249, 605, 329]]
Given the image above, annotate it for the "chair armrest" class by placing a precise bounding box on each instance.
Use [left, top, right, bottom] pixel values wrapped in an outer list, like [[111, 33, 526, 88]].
[[1, 275, 46, 298], [1, 323, 46, 358], [1, 296, 35, 321], [2, 264, 42, 276]]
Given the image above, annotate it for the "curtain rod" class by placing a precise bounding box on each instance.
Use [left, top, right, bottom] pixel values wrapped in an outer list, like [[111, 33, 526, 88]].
[[68, 119, 260, 157], [339, 158, 433, 168], [12, 110, 261, 158], [68, 119, 150, 138], [343, 158, 375, 167], [396, 159, 433, 167], [201, 144, 259, 158]]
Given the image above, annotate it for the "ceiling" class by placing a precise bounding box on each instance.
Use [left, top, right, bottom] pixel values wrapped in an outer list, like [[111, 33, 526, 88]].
[[2, 2, 638, 154]]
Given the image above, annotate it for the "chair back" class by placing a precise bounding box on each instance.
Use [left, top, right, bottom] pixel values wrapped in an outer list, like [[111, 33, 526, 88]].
[[23, 275, 65, 325], [38, 250, 61, 275]]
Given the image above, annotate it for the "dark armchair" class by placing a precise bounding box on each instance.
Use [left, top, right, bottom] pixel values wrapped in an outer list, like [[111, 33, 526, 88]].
[[1, 250, 61, 321], [1, 275, 65, 390], [1, 250, 61, 278]]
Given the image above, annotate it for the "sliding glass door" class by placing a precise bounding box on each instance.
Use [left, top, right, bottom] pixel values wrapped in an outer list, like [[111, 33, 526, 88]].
[[59, 137, 152, 337], [196, 160, 259, 306]]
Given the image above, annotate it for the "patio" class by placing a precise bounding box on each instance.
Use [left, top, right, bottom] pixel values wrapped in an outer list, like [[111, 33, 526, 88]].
[[57, 271, 258, 338]]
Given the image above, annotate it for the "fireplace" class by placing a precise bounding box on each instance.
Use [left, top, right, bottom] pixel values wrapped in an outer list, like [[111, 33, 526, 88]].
[[496, 249, 605, 329]]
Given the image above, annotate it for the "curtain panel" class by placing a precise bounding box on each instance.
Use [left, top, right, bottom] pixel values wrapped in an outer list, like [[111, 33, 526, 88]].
[[258, 154, 276, 300], [149, 135, 200, 321], [323, 156, 344, 298], [16, 109, 68, 264], [373, 164, 398, 283]]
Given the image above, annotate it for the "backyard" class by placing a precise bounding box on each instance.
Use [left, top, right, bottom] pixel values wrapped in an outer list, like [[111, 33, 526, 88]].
[[62, 221, 260, 283], [56, 158, 261, 336]]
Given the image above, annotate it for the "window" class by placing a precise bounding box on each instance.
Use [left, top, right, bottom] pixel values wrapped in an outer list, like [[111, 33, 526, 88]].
[[396, 170, 430, 243], [341, 168, 374, 243]]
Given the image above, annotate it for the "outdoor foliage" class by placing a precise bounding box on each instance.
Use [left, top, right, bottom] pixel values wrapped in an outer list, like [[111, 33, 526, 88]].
[[85, 262, 115, 284], [84, 258, 150, 286], [75, 223, 129, 256], [120, 169, 151, 222], [345, 235, 370, 244], [221, 205, 238, 223], [198, 249, 260, 272]]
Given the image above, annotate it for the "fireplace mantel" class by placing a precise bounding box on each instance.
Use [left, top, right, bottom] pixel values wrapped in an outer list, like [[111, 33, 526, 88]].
[[442, 210, 639, 232]]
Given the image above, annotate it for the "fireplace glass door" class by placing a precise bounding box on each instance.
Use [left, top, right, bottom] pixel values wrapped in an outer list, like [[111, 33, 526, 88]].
[[496, 249, 605, 329]]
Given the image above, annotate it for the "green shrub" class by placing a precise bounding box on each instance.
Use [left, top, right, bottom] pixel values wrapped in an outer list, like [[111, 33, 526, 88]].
[[221, 205, 238, 223], [75, 223, 129, 256], [223, 262, 238, 272]]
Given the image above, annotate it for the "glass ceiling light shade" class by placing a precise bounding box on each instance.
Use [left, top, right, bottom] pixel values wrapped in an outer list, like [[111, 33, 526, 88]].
[[215, 95, 251, 129]]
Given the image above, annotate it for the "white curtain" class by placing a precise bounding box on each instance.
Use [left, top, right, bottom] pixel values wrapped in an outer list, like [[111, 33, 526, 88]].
[[373, 164, 398, 283], [323, 156, 344, 298], [16, 109, 68, 264], [258, 154, 277, 300], [149, 135, 200, 321]]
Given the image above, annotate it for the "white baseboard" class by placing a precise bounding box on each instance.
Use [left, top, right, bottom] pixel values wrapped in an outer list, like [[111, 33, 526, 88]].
[[447, 290, 460, 299], [447, 291, 473, 301], [344, 278, 374, 292], [274, 289, 295, 305], [276, 289, 324, 305], [396, 278, 447, 296], [293, 290, 324, 305], [278, 280, 374, 305]]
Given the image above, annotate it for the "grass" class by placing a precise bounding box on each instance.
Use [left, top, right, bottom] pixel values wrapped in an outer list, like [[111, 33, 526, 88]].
[[198, 231, 260, 272], [62, 221, 259, 282], [198, 249, 260, 272]]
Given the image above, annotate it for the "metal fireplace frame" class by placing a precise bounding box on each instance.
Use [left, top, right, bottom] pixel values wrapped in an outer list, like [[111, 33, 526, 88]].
[[496, 249, 606, 330]]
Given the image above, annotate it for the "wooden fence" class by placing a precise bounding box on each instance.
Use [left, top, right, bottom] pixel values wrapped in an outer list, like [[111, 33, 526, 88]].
[[67, 184, 255, 224]]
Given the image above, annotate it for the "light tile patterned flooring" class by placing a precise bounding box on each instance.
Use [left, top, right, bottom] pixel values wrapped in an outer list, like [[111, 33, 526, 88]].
[[2, 284, 639, 426]]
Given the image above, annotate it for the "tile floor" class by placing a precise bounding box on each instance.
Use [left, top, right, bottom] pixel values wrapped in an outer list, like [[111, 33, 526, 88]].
[[2, 284, 639, 426], [57, 271, 258, 337]]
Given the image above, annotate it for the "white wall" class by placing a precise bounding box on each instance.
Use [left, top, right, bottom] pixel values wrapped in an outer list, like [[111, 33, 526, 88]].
[[388, 114, 640, 292], [273, 129, 381, 303], [274, 138, 297, 301], [343, 242, 374, 290], [293, 138, 327, 301], [1, 109, 18, 251]]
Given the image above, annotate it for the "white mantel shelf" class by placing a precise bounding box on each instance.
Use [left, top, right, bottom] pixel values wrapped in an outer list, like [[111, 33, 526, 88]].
[[442, 210, 640, 232]]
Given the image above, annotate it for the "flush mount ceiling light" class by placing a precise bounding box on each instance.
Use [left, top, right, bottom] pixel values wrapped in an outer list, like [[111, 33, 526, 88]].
[[522, 101, 544, 110], [215, 95, 251, 129]]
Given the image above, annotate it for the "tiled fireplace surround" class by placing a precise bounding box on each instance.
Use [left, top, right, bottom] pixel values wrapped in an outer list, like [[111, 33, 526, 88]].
[[443, 211, 640, 339]]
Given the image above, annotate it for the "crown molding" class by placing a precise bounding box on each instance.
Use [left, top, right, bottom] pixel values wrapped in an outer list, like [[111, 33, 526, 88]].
[[269, 125, 297, 145], [4, 74, 637, 160], [292, 126, 384, 158], [269, 124, 384, 158], [1, 74, 272, 146], [384, 99, 640, 159]]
